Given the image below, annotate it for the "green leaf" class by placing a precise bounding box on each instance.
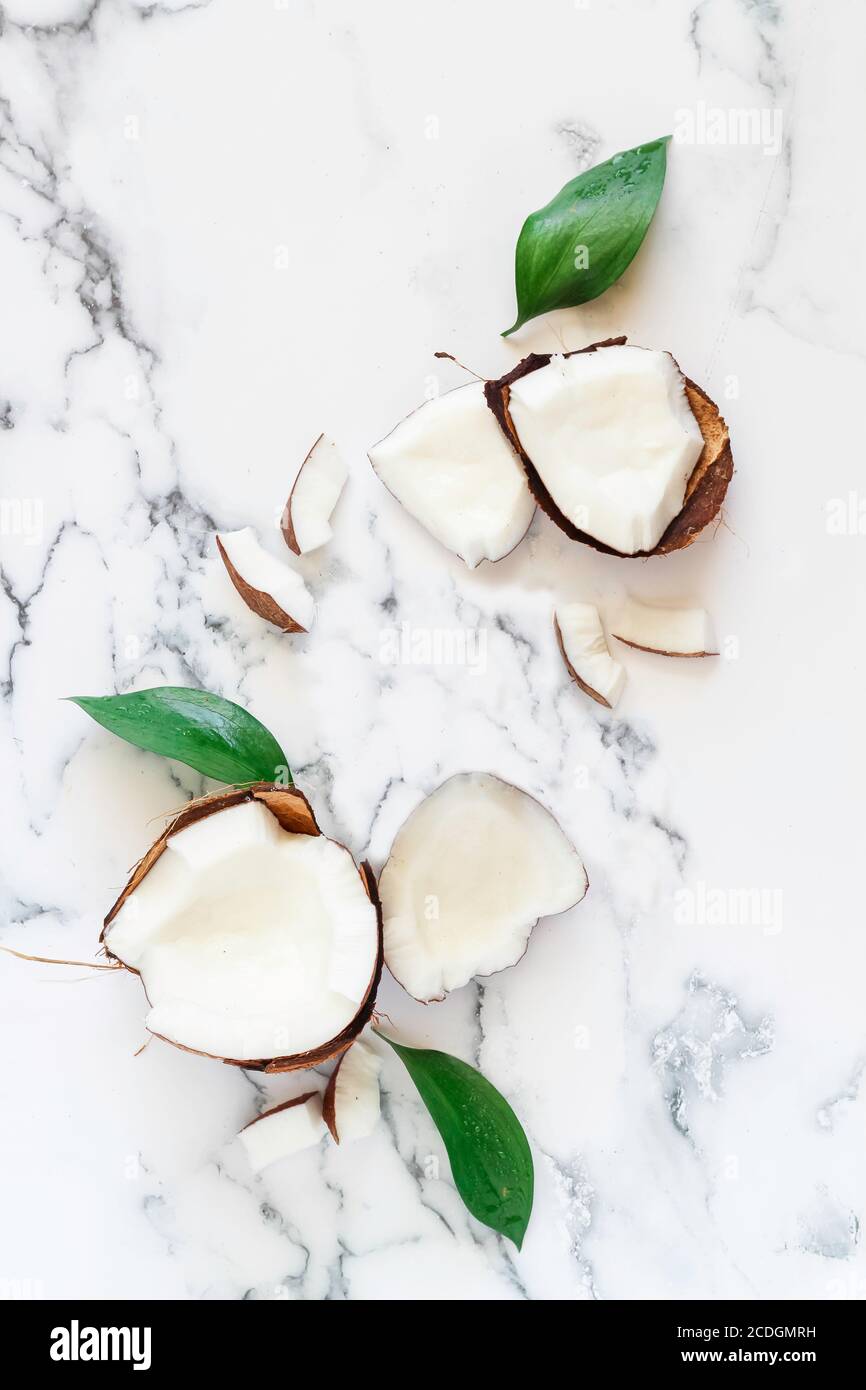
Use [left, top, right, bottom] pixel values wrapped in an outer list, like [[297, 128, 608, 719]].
[[380, 1035, 534, 1249], [503, 136, 670, 335], [68, 687, 291, 786]]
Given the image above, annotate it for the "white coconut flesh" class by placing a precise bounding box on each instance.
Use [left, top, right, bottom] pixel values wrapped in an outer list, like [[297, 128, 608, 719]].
[[506, 347, 704, 555], [104, 801, 379, 1062], [378, 773, 587, 1001], [217, 527, 315, 631], [555, 602, 626, 708], [327, 1039, 382, 1143], [612, 596, 717, 656], [239, 1093, 326, 1172], [287, 436, 347, 554], [369, 382, 535, 568]]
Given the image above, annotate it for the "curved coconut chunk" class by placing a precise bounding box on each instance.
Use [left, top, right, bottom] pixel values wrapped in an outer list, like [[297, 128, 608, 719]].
[[239, 1092, 325, 1172], [217, 527, 314, 632], [379, 773, 587, 1001], [612, 596, 717, 656], [506, 347, 704, 555], [369, 382, 535, 568], [283, 435, 347, 555], [554, 603, 626, 709], [104, 800, 379, 1062], [324, 1039, 382, 1143]]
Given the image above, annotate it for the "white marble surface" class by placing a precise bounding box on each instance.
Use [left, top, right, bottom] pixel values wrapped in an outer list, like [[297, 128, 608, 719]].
[[1, 0, 865, 1302]]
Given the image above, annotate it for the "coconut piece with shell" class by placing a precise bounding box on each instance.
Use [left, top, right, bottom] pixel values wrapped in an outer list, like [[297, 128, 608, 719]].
[[282, 434, 348, 556], [239, 1091, 326, 1172], [554, 602, 626, 709], [102, 786, 383, 1071], [216, 527, 315, 632], [485, 338, 733, 558], [612, 596, 717, 657], [323, 1037, 382, 1143], [368, 381, 535, 568], [378, 772, 587, 1002]]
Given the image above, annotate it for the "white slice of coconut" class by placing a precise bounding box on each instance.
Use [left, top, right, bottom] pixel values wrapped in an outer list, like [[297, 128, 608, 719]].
[[506, 346, 704, 555], [379, 772, 587, 1001], [104, 799, 380, 1062], [283, 435, 348, 555], [239, 1092, 326, 1172], [612, 596, 717, 656], [554, 602, 626, 709], [216, 527, 314, 632], [369, 381, 535, 568], [324, 1039, 382, 1143]]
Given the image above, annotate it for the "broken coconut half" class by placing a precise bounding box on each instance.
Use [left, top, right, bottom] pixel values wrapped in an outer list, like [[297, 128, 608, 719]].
[[612, 596, 717, 657], [485, 338, 733, 558], [368, 381, 535, 568], [239, 1092, 326, 1172], [282, 434, 348, 556], [554, 602, 626, 709], [216, 527, 314, 632], [378, 772, 587, 1002], [323, 1038, 382, 1143], [102, 786, 383, 1070]]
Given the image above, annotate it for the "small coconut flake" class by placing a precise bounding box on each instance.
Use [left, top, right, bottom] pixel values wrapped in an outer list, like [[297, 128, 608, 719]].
[[379, 772, 587, 1001], [283, 434, 348, 555], [612, 596, 717, 657], [554, 602, 625, 708], [239, 1092, 326, 1172], [323, 1038, 382, 1143], [369, 381, 535, 568], [216, 527, 314, 632]]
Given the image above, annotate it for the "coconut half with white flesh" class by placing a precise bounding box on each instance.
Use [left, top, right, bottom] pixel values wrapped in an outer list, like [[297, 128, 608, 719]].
[[323, 1038, 382, 1143], [368, 381, 535, 568], [216, 527, 315, 632], [485, 338, 733, 558], [612, 596, 717, 657], [554, 602, 626, 709], [102, 786, 383, 1071], [239, 1091, 326, 1172], [378, 773, 587, 1002], [282, 435, 348, 555]]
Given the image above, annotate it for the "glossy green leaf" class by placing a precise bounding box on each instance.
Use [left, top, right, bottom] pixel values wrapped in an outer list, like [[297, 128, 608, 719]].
[[380, 1035, 534, 1249], [68, 687, 290, 786], [503, 136, 670, 335]]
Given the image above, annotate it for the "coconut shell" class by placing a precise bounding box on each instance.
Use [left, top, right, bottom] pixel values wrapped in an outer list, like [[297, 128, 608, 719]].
[[612, 636, 717, 658], [281, 433, 322, 556], [103, 784, 384, 1074], [215, 535, 308, 632], [553, 614, 615, 709], [484, 338, 733, 558], [322, 1052, 345, 1142]]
